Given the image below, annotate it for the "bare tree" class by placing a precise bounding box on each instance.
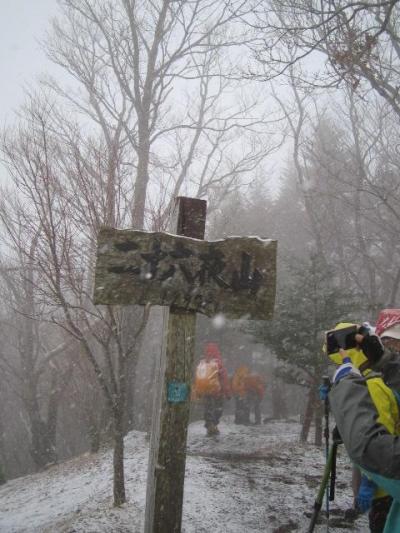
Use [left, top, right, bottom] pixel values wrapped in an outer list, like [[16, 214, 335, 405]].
[[273, 67, 400, 312], [0, 98, 150, 504], [250, 0, 400, 118], [340, 90, 400, 307], [0, 231, 76, 470], [45, 0, 270, 229]]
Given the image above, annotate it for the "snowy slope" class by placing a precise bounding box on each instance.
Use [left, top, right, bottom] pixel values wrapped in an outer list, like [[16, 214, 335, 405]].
[[0, 418, 368, 532]]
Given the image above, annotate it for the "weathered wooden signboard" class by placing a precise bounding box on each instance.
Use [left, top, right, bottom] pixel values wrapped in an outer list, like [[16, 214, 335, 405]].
[[94, 229, 277, 319], [93, 197, 277, 533]]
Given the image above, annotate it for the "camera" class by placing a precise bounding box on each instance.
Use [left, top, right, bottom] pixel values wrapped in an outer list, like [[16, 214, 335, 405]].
[[326, 325, 358, 355]]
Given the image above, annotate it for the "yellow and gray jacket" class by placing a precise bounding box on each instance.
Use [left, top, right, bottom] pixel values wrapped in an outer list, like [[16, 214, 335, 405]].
[[330, 372, 400, 531], [330, 372, 400, 477]]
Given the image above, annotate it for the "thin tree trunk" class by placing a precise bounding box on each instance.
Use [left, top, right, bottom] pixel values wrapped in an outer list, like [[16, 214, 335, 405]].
[[300, 387, 315, 443], [271, 376, 287, 419], [0, 412, 6, 483], [88, 421, 101, 454], [113, 408, 126, 506], [46, 368, 59, 464], [314, 400, 322, 446], [30, 416, 50, 469]]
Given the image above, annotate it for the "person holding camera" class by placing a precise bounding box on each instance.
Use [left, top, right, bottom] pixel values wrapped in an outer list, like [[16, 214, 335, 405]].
[[327, 323, 400, 532]]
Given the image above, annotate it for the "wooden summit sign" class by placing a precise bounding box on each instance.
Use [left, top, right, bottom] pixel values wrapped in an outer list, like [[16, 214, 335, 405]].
[[93, 197, 277, 533], [94, 229, 277, 319]]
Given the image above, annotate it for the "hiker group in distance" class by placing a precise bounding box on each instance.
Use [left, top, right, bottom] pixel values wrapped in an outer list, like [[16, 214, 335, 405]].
[[191, 342, 265, 437]]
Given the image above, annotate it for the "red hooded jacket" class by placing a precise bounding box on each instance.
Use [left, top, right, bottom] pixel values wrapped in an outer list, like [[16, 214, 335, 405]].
[[204, 342, 231, 397]]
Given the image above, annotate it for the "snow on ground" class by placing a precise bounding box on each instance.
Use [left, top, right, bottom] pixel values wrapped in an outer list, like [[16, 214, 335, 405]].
[[0, 418, 368, 532]]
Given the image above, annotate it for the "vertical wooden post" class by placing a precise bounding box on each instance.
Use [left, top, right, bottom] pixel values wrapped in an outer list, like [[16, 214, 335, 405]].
[[144, 197, 206, 533]]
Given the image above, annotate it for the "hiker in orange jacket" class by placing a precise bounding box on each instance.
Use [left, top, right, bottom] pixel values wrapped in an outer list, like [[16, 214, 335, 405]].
[[232, 366, 265, 425], [193, 342, 230, 436], [244, 373, 265, 425], [232, 365, 251, 424]]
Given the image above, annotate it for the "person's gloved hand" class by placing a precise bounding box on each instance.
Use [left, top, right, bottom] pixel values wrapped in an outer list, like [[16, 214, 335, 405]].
[[360, 335, 384, 365], [333, 362, 358, 383], [318, 384, 330, 401], [356, 475, 376, 513], [332, 351, 360, 384]]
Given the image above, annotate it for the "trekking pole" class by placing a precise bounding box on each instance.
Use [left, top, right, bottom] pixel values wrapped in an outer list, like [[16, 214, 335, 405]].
[[322, 375, 331, 527], [322, 377, 331, 453], [329, 426, 342, 502], [308, 443, 337, 533], [329, 440, 337, 502]]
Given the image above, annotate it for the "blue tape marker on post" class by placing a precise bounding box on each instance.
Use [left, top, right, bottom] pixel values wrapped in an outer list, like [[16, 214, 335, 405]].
[[167, 382, 189, 404]]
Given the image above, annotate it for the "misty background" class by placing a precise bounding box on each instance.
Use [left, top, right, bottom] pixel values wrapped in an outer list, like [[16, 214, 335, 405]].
[[0, 0, 398, 519]]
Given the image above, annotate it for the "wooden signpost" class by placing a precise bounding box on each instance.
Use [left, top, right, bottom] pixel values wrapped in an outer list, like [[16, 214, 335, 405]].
[[93, 197, 277, 533]]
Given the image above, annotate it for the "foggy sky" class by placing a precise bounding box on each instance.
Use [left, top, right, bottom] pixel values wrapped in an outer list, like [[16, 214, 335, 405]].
[[0, 0, 58, 124], [0, 1, 61, 184]]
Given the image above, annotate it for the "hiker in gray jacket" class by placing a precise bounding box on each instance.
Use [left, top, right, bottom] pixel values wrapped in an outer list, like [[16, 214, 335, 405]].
[[329, 356, 400, 533]]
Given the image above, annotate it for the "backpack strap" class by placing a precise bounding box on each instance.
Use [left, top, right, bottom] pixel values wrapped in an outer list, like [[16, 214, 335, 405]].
[[393, 390, 400, 410]]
